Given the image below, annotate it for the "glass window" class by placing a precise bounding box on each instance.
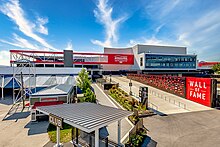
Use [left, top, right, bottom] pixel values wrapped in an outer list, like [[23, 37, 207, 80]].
[[140, 57, 143, 66], [145, 54, 196, 69]]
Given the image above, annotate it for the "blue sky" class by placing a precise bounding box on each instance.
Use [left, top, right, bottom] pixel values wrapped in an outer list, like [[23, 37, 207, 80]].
[[0, 0, 220, 65]]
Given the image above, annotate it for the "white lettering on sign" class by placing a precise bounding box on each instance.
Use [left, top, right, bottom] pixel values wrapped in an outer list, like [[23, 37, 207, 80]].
[[49, 114, 63, 128], [114, 55, 128, 63], [189, 81, 207, 89], [188, 81, 208, 100]]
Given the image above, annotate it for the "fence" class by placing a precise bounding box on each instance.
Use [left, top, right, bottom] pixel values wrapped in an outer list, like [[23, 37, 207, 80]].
[[149, 89, 187, 109], [128, 74, 186, 97]]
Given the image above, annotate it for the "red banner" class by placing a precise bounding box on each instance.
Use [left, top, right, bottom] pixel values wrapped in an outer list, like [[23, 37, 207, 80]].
[[108, 54, 134, 64], [186, 77, 212, 107], [41, 97, 58, 102]]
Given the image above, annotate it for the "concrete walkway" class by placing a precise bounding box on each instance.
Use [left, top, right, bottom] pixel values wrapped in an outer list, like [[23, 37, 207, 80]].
[[110, 76, 211, 115], [92, 83, 133, 144]]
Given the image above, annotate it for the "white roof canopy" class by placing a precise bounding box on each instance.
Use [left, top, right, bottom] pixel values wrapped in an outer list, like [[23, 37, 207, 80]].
[[30, 84, 73, 97], [37, 103, 133, 133]]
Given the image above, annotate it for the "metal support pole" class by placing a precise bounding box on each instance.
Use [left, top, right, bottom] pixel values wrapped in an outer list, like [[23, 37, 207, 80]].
[[1, 76, 4, 99], [89, 133, 92, 147], [118, 120, 121, 146], [13, 76, 15, 103], [71, 127, 74, 142], [95, 128, 99, 147], [76, 128, 79, 145], [56, 126, 60, 147], [105, 137, 108, 147]]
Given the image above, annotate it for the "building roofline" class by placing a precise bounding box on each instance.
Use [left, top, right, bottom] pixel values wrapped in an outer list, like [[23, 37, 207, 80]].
[[134, 44, 187, 48]]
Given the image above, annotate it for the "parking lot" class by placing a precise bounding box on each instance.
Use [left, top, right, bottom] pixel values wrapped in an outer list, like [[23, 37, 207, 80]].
[[0, 98, 49, 147], [144, 109, 220, 147]]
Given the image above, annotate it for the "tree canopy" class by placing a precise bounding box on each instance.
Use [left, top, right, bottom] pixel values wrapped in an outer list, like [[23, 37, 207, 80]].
[[212, 63, 220, 74], [83, 88, 96, 103], [76, 68, 91, 93]]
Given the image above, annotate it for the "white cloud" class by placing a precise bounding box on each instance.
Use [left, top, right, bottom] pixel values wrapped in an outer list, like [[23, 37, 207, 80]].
[[128, 36, 176, 47], [0, 0, 56, 50], [91, 0, 126, 47], [177, 33, 191, 46], [65, 41, 73, 50], [145, 0, 182, 19], [142, 0, 220, 61], [0, 33, 39, 49], [36, 17, 48, 35], [0, 50, 10, 66], [176, 9, 220, 58]]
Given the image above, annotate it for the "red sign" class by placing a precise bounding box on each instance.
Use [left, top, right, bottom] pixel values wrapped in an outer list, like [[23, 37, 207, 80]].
[[41, 97, 57, 102], [108, 54, 134, 64], [186, 77, 212, 107]]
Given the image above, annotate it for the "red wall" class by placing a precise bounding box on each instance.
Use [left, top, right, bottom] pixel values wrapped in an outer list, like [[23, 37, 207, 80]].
[[186, 77, 212, 107], [108, 54, 134, 64]]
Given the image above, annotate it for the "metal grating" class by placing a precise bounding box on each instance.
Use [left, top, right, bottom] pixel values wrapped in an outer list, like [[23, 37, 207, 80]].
[[37, 102, 133, 133]]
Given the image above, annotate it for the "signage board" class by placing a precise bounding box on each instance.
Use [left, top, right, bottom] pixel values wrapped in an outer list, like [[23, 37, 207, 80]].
[[41, 97, 57, 102], [186, 77, 212, 107], [139, 87, 148, 107], [108, 54, 134, 64], [49, 113, 63, 128]]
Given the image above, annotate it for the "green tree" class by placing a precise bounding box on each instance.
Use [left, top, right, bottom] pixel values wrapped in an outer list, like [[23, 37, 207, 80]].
[[84, 88, 96, 103], [77, 68, 91, 93], [212, 63, 220, 74]]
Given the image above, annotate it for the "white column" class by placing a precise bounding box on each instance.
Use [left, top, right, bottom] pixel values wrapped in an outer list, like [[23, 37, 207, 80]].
[[1, 76, 4, 99], [118, 120, 121, 146], [57, 126, 60, 147], [95, 128, 99, 147], [12, 77, 15, 103]]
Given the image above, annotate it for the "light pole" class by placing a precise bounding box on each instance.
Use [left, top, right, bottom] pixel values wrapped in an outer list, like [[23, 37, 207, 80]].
[[129, 78, 132, 95], [110, 73, 112, 83]]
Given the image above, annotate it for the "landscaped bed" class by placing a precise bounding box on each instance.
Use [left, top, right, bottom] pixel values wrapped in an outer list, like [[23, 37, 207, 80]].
[[109, 85, 154, 116], [47, 123, 79, 143], [108, 85, 153, 146]]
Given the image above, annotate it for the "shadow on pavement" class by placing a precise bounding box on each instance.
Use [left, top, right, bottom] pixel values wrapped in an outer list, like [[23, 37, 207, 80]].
[[148, 107, 167, 116], [0, 98, 13, 105], [24, 121, 49, 136], [142, 136, 157, 147], [44, 141, 73, 147], [3, 111, 30, 120]]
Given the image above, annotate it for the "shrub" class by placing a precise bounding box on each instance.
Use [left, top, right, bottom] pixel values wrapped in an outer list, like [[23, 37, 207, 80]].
[[126, 134, 143, 147], [47, 123, 72, 143], [83, 88, 96, 103]]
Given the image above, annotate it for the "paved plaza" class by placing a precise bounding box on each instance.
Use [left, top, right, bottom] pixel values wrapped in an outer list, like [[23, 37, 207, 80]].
[[143, 109, 220, 147], [0, 98, 49, 147]]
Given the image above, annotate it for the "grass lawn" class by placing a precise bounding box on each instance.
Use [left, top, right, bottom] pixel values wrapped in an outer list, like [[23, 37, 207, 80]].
[[47, 123, 73, 143]]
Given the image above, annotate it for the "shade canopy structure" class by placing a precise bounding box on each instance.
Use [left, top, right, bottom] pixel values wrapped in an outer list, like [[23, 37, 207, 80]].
[[30, 84, 74, 97], [0, 75, 76, 89], [0, 77, 21, 88], [37, 103, 133, 133]]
